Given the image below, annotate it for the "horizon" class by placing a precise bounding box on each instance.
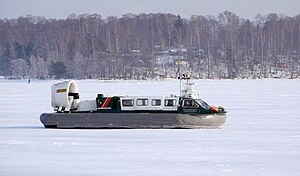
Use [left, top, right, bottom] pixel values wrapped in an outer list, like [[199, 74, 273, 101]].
[[0, 0, 299, 20], [0, 11, 298, 21]]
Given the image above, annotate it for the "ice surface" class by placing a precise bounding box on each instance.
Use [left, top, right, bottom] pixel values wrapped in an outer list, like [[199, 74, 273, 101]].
[[0, 79, 300, 176]]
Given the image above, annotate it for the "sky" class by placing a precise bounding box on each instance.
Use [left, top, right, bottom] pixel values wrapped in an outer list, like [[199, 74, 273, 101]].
[[0, 0, 299, 20]]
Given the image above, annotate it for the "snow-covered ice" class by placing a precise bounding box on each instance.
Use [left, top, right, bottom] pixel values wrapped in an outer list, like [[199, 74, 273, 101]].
[[0, 79, 300, 176]]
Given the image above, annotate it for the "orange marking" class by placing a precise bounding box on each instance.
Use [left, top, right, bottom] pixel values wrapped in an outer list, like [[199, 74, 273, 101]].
[[56, 89, 67, 93]]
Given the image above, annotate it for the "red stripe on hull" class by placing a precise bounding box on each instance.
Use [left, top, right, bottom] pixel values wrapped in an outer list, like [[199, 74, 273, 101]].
[[102, 97, 112, 108]]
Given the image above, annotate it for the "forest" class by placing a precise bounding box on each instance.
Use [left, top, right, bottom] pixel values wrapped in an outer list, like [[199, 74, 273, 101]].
[[0, 11, 299, 79]]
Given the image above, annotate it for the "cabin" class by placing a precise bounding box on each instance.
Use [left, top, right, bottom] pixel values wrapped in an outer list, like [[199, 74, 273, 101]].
[[95, 93, 213, 114], [96, 94, 179, 112]]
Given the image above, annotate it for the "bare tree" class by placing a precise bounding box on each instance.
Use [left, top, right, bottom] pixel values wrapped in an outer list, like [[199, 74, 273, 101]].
[[10, 58, 29, 78]]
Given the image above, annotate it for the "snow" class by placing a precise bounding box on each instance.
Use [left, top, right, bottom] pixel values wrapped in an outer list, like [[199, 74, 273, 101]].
[[0, 79, 300, 176]]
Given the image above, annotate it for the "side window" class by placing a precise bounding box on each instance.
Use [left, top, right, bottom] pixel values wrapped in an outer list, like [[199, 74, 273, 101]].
[[137, 99, 148, 106], [183, 99, 198, 108], [122, 99, 134, 107], [165, 99, 176, 107], [183, 100, 192, 108], [152, 99, 161, 106]]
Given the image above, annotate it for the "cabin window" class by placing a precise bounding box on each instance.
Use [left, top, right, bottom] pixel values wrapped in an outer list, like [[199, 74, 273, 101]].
[[183, 99, 198, 108], [122, 99, 134, 107], [165, 99, 176, 107], [136, 99, 148, 106], [152, 99, 161, 106]]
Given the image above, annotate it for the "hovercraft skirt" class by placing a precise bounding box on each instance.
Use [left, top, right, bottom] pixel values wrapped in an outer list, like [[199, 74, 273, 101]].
[[40, 112, 226, 129]]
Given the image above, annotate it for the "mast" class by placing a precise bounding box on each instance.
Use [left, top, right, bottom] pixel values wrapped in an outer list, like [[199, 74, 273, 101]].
[[178, 73, 190, 97]]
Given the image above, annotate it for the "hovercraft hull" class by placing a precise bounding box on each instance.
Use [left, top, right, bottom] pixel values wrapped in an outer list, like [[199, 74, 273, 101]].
[[40, 112, 226, 129]]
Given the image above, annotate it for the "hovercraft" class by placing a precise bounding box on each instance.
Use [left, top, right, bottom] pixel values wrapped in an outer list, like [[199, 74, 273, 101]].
[[40, 77, 227, 129]]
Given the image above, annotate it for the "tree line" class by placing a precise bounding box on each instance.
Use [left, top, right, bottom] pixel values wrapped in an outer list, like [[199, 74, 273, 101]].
[[0, 11, 299, 79]]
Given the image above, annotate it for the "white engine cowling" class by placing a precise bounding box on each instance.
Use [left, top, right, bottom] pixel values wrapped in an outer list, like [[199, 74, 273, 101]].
[[51, 80, 80, 112]]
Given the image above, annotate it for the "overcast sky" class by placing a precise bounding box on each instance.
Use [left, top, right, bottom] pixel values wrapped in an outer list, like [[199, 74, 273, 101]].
[[0, 0, 299, 20]]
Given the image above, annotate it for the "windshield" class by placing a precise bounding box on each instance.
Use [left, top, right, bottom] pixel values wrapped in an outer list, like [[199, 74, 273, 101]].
[[195, 99, 211, 110]]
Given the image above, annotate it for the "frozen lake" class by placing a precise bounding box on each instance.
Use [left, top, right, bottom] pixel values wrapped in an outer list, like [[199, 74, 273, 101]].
[[0, 79, 300, 176]]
